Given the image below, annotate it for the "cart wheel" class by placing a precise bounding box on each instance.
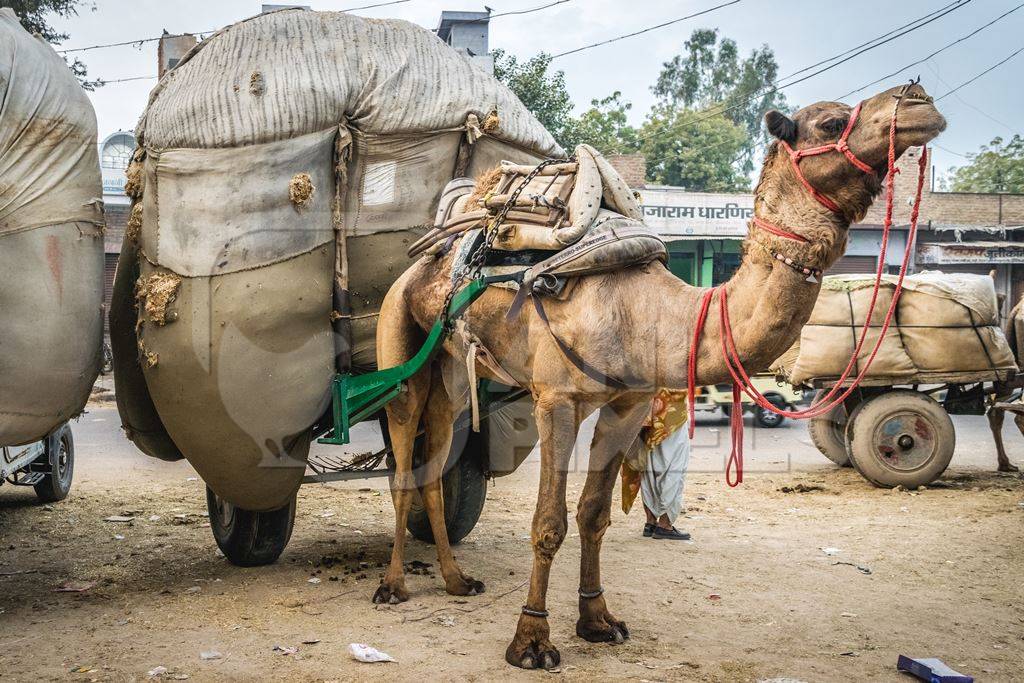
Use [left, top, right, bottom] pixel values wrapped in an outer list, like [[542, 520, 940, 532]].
[[406, 432, 487, 546], [206, 487, 296, 567], [845, 390, 955, 488], [33, 424, 74, 503], [808, 393, 851, 467], [754, 394, 786, 428]]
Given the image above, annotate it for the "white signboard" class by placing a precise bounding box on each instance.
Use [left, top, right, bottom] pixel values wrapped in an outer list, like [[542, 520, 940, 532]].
[[917, 242, 1024, 264], [638, 188, 753, 239]]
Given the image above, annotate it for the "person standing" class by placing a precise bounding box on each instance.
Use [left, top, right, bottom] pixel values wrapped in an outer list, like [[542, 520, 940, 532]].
[[634, 389, 692, 540]]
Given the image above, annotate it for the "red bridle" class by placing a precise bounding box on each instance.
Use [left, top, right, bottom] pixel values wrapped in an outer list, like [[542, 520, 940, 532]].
[[777, 101, 876, 214], [687, 94, 930, 488]]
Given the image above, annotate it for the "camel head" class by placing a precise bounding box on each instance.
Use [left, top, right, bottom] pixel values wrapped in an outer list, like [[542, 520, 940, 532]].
[[757, 82, 947, 228]]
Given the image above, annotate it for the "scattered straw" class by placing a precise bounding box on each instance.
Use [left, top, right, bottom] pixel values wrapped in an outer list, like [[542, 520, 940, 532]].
[[124, 162, 144, 199], [135, 273, 181, 326], [289, 172, 315, 208], [482, 109, 500, 133], [250, 71, 266, 96], [125, 203, 143, 242], [466, 166, 503, 209]]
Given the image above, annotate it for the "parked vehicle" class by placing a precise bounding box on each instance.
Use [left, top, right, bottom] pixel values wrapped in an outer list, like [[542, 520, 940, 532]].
[[1, 425, 75, 503], [692, 376, 803, 428]]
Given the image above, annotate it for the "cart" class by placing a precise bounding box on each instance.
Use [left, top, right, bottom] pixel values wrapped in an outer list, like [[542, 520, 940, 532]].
[[801, 369, 1022, 488], [203, 278, 541, 566], [1, 424, 75, 504]]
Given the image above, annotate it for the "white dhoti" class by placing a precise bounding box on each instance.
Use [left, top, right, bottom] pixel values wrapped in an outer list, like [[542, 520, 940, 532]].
[[640, 425, 690, 524]]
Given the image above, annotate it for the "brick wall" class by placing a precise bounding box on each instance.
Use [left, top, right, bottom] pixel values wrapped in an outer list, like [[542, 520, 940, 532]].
[[104, 203, 129, 254], [607, 153, 646, 189], [859, 146, 1024, 228]]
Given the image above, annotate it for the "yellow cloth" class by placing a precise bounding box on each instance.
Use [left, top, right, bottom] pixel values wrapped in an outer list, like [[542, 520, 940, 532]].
[[621, 389, 688, 514]]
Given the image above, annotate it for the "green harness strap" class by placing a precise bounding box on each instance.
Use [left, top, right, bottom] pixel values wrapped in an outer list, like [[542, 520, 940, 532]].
[[318, 275, 518, 446]]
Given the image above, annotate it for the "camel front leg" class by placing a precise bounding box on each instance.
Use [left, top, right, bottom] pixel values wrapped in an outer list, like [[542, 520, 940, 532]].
[[505, 393, 584, 670], [419, 365, 485, 596], [576, 396, 649, 644]]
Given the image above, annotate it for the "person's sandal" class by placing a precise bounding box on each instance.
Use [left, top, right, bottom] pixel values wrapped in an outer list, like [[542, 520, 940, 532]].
[[652, 526, 691, 541], [642, 523, 655, 538]]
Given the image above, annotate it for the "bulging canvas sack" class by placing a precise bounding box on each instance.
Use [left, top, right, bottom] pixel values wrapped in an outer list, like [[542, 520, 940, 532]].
[[0, 9, 104, 446], [111, 9, 560, 509]]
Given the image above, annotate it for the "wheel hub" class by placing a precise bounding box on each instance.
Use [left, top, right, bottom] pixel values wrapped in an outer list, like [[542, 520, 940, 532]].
[[875, 413, 935, 471]]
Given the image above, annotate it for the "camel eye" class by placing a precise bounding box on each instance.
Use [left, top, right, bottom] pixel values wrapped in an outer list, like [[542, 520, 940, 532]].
[[819, 117, 848, 136]]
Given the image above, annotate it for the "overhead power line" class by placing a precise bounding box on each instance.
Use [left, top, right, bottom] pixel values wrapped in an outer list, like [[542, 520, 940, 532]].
[[550, 0, 743, 60], [57, 0, 412, 54], [935, 43, 1024, 101], [687, 0, 973, 131], [836, 0, 1024, 100], [489, 0, 572, 18]]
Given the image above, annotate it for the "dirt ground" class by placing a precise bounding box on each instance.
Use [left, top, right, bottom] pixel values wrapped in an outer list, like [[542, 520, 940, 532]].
[[1, 400, 1023, 682]]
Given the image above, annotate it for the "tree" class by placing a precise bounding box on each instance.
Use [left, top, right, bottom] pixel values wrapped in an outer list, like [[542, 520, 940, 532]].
[[492, 49, 579, 151], [639, 105, 748, 191], [653, 28, 786, 169], [2, 0, 101, 90], [944, 135, 1024, 193], [572, 92, 639, 156]]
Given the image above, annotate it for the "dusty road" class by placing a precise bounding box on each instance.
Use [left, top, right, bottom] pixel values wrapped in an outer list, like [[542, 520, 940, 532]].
[[1, 403, 1022, 682]]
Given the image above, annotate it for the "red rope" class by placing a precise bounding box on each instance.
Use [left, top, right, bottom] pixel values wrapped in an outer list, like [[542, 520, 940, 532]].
[[687, 96, 930, 488]]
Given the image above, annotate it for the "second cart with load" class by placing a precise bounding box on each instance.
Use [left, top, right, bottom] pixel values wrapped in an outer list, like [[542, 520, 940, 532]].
[[772, 271, 1021, 488]]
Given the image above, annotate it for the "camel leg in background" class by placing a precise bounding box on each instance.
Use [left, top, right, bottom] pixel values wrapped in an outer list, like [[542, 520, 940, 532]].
[[506, 393, 587, 670], [575, 396, 649, 644], [417, 364, 486, 596], [988, 406, 1021, 473]]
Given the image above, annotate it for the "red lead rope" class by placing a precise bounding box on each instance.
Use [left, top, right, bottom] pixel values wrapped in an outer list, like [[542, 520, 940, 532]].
[[687, 96, 930, 488]]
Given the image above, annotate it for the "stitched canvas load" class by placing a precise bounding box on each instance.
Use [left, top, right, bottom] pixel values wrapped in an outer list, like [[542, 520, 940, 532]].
[[0, 9, 104, 446], [110, 8, 559, 509], [771, 272, 1017, 385]]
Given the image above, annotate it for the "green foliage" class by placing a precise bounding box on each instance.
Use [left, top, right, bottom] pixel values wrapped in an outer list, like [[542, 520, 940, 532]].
[[492, 28, 787, 191], [572, 92, 640, 155], [639, 105, 748, 191], [2, 0, 101, 89], [653, 28, 786, 169], [492, 49, 578, 151], [945, 136, 1024, 194]]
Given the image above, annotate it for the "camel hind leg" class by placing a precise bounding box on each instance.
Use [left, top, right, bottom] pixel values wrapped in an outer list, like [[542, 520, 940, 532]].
[[374, 289, 431, 604], [417, 362, 485, 596]]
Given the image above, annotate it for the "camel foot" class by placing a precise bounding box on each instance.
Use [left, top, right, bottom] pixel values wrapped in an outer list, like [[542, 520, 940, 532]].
[[505, 615, 560, 670], [576, 616, 629, 644], [445, 574, 485, 597], [372, 580, 409, 605], [997, 462, 1020, 473]]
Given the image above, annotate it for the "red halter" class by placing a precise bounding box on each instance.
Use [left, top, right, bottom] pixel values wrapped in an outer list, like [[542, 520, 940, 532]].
[[777, 101, 876, 215], [686, 94, 930, 489]]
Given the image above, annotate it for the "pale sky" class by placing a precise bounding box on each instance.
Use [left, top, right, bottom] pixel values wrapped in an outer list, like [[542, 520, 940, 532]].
[[52, 0, 1024, 183]]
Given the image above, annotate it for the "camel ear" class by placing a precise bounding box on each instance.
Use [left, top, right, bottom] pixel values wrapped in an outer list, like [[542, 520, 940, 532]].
[[765, 110, 797, 143]]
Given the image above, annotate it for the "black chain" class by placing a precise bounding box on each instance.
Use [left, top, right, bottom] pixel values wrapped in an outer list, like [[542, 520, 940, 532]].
[[441, 156, 573, 332]]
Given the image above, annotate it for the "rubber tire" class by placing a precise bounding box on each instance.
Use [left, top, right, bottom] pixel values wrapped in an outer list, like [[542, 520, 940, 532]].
[[845, 390, 955, 488], [406, 432, 488, 546], [808, 400, 852, 467], [33, 424, 74, 503], [754, 396, 786, 428], [206, 487, 296, 567]]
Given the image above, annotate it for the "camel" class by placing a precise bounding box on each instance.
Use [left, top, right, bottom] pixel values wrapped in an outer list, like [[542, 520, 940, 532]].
[[374, 83, 946, 669], [988, 296, 1024, 472]]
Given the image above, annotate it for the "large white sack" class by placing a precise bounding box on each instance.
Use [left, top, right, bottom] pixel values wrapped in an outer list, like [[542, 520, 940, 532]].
[[0, 9, 104, 446], [116, 9, 558, 509], [773, 272, 1017, 385]]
